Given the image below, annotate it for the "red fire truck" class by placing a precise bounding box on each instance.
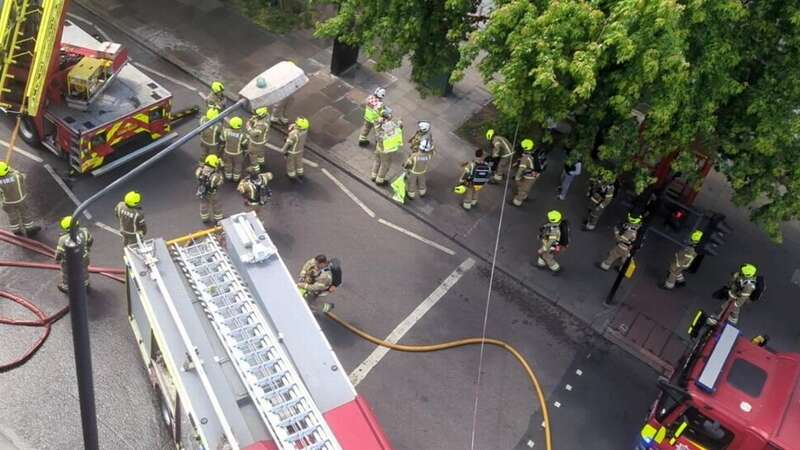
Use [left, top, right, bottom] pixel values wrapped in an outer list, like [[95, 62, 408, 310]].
[[636, 309, 800, 450]]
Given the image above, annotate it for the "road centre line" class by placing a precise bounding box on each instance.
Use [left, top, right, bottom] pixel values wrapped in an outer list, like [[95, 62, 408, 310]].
[[0, 139, 44, 163], [377, 218, 456, 255], [320, 168, 376, 218], [94, 221, 122, 237], [44, 164, 92, 221], [348, 257, 476, 386], [133, 62, 201, 93]]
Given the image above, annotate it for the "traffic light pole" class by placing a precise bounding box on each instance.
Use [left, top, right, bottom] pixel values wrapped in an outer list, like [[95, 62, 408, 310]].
[[604, 221, 650, 306]]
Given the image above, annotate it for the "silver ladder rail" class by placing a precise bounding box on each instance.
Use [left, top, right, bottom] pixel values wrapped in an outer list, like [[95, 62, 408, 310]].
[[172, 234, 341, 450]]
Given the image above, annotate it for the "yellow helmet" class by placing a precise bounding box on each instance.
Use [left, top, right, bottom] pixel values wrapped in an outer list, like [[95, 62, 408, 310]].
[[485, 129, 495, 141], [690, 230, 703, 243], [453, 185, 466, 195], [205, 108, 220, 120], [547, 210, 562, 224], [211, 81, 224, 93], [255, 107, 269, 117], [521, 139, 535, 152], [627, 213, 642, 225], [740, 264, 757, 278], [124, 191, 142, 207], [60, 216, 74, 231], [204, 154, 220, 168], [0, 161, 8, 176], [229, 116, 243, 129], [295, 117, 310, 130]]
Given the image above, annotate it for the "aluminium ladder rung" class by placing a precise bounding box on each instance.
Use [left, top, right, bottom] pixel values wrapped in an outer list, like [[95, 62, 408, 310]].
[[252, 369, 287, 387], [270, 397, 304, 415], [278, 410, 312, 428], [286, 425, 322, 443]]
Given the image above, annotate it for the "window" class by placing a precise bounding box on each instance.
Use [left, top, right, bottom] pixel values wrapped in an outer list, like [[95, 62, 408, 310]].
[[727, 358, 767, 398], [149, 108, 163, 122], [679, 407, 735, 449], [654, 390, 682, 422]]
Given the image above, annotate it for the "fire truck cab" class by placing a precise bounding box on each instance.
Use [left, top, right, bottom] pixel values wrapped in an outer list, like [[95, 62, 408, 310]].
[[636, 312, 800, 450]]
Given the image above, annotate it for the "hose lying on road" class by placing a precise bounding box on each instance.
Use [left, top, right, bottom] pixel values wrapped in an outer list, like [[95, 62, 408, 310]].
[[325, 311, 554, 450], [0, 229, 125, 372]]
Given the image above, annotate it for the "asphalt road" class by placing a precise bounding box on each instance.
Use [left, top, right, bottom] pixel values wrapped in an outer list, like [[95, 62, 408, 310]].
[[0, 6, 657, 450]]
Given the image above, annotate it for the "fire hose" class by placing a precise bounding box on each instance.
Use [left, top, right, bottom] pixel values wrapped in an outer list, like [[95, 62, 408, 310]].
[[325, 311, 554, 450], [0, 229, 124, 372]]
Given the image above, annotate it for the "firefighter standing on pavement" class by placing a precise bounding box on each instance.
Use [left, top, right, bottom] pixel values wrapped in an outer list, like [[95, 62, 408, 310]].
[[722, 264, 759, 324], [54, 216, 93, 293], [281, 117, 309, 179], [199, 108, 222, 157], [246, 107, 270, 167], [238, 165, 273, 213], [0, 162, 39, 236], [584, 175, 616, 231], [600, 214, 641, 270], [114, 191, 147, 246], [371, 108, 403, 185], [512, 139, 542, 207], [457, 149, 490, 210], [663, 230, 702, 289], [403, 127, 434, 199], [359, 87, 386, 145], [206, 81, 226, 111], [538, 210, 565, 273], [486, 129, 513, 183], [195, 155, 224, 224], [297, 254, 335, 313], [221, 116, 249, 182]]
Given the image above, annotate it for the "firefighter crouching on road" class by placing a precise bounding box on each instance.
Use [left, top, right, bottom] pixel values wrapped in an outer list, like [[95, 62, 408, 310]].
[[456, 149, 491, 210], [403, 121, 434, 199], [718, 264, 760, 325], [583, 174, 616, 231], [199, 108, 222, 157], [359, 87, 386, 145], [600, 213, 642, 271], [512, 139, 544, 207], [206, 81, 226, 111], [54, 216, 93, 294], [663, 230, 702, 289], [238, 165, 273, 213], [221, 116, 249, 182], [0, 162, 40, 237], [196, 155, 225, 224], [281, 117, 310, 179], [297, 254, 336, 313], [246, 107, 270, 167], [371, 107, 403, 185], [537, 210, 568, 273], [114, 191, 147, 246], [486, 129, 513, 183]]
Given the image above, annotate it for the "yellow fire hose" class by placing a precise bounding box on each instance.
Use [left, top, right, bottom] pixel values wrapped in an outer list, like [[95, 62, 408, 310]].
[[325, 312, 553, 450]]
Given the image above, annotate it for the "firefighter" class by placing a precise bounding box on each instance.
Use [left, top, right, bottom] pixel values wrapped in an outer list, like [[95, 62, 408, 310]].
[[281, 117, 309, 179], [408, 120, 433, 152], [297, 254, 335, 313], [403, 135, 434, 199], [246, 107, 270, 167], [221, 116, 249, 182], [54, 216, 93, 293], [457, 149, 491, 210], [199, 108, 222, 157], [721, 264, 759, 325], [600, 213, 642, 271], [114, 191, 147, 246], [583, 175, 616, 231], [486, 129, 513, 183], [358, 87, 386, 145], [237, 164, 273, 213], [206, 81, 226, 111], [0, 162, 39, 236], [537, 210, 565, 273], [664, 230, 703, 289], [195, 154, 224, 224], [511, 139, 543, 207], [371, 107, 403, 185]]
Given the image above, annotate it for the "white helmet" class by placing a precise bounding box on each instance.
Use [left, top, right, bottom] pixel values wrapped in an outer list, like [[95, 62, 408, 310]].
[[418, 121, 431, 133], [419, 138, 433, 153], [381, 106, 393, 119], [374, 87, 386, 99]]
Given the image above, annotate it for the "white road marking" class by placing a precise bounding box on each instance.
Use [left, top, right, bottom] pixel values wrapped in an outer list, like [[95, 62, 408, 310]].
[[133, 63, 200, 93], [565, 384, 572, 391], [575, 369, 583, 376], [349, 257, 476, 386], [377, 218, 456, 256], [554, 401, 561, 408], [264, 143, 319, 168], [320, 167, 375, 218], [44, 164, 92, 220], [0, 139, 43, 163], [95, 221, 122, 237], [527, 440, 535, 448]]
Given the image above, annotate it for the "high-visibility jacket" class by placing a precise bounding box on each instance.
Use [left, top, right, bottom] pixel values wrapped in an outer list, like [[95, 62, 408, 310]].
[[380, 121, 403, 153], [363, 95, 383, 123], [0, 169, 26, 204]]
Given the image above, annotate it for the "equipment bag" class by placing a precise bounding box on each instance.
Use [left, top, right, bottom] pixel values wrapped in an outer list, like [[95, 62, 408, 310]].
[[195, 175, 210, 199], [329, 258, 342, 287], [470, 162, 492, 185], [559, 220, 570, 246]]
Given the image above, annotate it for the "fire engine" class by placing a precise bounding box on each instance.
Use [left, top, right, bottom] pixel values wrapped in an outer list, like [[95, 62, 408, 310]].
[[0, 0, 186, 174], [124, 212, 392, 449], [636, 309, 800, 450]]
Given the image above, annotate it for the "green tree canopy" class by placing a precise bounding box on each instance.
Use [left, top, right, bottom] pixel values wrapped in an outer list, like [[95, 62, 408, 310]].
[[456, 0, 800, 241], [315, 0, 478, 95]]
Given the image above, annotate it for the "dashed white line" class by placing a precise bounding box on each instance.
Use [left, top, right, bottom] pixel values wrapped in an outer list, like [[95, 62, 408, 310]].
[[320, 167, 375, 218], [553, 401, 561, 408], [94, 221, 122, 237], [565, 384, 573, 391], [349, 257, 476, 386], [527, 440, 535, 448], [377, 218, 456, 256], [0, 139, 43, 163], [44, 164, 92, 220], [575, 369, 583, 376], [265, 143, 319, 168], [133, 62, 201, 93]]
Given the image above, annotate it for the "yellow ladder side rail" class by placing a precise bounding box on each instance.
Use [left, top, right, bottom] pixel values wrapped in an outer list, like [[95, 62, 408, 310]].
[[0, 0, 35, 111], [23, 0, 65, 116]]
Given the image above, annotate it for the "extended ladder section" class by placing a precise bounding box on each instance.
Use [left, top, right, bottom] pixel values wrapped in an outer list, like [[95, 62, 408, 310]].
[[171, 234, 341, 450]]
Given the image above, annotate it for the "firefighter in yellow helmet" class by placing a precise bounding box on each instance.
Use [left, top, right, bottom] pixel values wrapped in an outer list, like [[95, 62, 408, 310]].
[[206, 81, 225, 111], [537, 210, 565, 273], [664, 230, 703, 289], [0, 162, 39, 236], [199, 108, 222, 157], [54, 216, 93, 293], [512, 138, 544, 207], [600, 213, 641, 271], [246, 107, 271, 167], [281, 117, 309, 179], [114, 191, 147, 246], [485, 129, 513, 183], [195, 154, 225, 224], [220, 116, 249, 182], [721, 263, 759, 324]]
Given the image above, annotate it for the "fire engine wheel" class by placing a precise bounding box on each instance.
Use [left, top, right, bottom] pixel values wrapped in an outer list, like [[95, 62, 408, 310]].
[[18, 117, 41, 147]]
